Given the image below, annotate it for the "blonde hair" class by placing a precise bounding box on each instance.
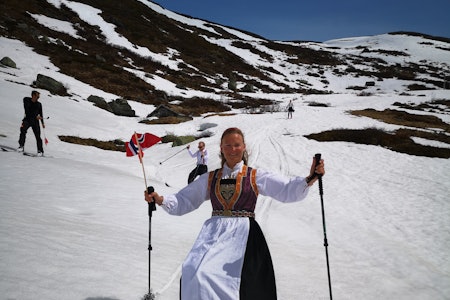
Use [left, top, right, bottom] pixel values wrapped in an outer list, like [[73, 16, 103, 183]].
[[220, 127, 248, 166]]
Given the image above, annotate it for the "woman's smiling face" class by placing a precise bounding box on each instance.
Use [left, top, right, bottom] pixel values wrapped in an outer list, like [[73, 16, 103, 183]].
[[220, 132, 246, 168]]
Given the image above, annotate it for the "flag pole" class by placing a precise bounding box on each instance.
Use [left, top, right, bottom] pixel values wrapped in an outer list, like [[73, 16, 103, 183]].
[[134, 132, 147, 189], [134, 132, 157, 300]]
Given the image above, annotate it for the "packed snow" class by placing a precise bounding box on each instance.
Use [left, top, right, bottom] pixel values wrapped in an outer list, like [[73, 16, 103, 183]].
[[1, 2, 450, 299]]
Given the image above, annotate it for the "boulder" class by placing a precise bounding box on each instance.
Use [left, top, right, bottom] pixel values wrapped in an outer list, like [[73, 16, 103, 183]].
[[0, 57, 16, 68], [109, 98, 135, 117], [87, 95, 111, 112], [34, 74, 68, 96], [147, 104, 181, 118]]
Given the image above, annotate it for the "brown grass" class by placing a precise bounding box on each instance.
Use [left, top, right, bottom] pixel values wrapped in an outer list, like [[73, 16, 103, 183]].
[[305, 101, 450, 158], [58, 131, 212, 151], [58, 136, 126, 152], [350, 109, 449, 132], [305, 127, 450, 158], [141, 116, 193, 125]]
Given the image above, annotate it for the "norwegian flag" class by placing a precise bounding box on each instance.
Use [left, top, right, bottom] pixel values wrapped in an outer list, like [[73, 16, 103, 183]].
[[126, 133, 161, 158]]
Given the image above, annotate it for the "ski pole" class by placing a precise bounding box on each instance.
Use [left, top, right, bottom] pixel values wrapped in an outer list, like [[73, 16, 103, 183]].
[[134, 132, 156, 300], [159, 146, 187, 165], [142, 186, 157, 300], [315, 153, 333, 300]]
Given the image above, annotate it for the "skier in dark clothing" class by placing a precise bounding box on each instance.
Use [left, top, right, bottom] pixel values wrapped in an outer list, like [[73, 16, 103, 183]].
[[18, 90, 45, 155], [287, 100, 294, 119]]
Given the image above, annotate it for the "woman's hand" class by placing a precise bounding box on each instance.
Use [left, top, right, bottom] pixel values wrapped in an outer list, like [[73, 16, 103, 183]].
[[144, 190, 164, 205], [306, 157, 325, 186]]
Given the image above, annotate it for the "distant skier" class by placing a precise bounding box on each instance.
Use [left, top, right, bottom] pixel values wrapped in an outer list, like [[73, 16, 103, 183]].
[[18, 90, 45, 156], [287, 100, 294, 119], [187, 141, 208, 183]]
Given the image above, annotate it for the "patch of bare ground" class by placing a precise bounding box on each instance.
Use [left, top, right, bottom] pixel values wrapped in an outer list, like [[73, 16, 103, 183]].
[[305, 99, 450, 158], [58, 136, 126, 152]]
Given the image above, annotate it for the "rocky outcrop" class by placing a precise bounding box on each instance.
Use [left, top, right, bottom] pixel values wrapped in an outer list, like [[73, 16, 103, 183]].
[[109, 98, 135, 117], [34, 74, 68, 96], [0, 57, 16, 68]]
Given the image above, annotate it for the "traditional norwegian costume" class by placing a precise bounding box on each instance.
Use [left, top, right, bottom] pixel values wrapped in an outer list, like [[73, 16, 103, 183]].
[[161, 161, 311, 300]]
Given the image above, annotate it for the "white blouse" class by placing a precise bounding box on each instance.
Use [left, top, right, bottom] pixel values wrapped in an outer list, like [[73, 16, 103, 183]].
[[187, 148, 208, 165], [161, 161, 310, 216]]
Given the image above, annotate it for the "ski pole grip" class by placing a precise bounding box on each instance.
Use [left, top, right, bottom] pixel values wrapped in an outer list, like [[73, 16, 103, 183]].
[[314, 153, 324, 194], [314, 153, 322, 178], [315, 153, 321, 167], [147, 186, 156, 213]]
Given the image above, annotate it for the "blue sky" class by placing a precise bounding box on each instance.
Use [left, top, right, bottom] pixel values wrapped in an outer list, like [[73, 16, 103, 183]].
[[153, 0, 450, 42]]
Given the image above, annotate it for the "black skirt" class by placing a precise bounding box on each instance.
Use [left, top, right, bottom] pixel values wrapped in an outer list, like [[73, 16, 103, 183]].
[[240, 218, 277, 299]]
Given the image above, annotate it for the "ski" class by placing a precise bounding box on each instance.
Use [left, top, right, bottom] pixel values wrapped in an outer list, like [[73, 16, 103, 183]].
[[22, 152, 51, 158], [1, 144, 50, 157], [23, 152, 38, 157], [1, 145, 17, 152]]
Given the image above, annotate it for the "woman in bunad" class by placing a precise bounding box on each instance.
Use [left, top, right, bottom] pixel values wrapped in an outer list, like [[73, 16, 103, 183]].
[[145, 127, 325, 300]]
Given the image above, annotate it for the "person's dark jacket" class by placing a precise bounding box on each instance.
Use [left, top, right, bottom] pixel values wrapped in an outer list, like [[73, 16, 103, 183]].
[[23, 97, 43, 124]]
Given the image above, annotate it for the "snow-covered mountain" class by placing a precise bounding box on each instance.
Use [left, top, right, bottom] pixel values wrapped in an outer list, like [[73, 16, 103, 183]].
[[1, 0, 449, 106], [1, 1, 450, 300]]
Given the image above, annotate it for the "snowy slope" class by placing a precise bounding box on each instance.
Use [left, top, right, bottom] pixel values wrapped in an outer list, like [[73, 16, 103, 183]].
[[1, 5, 450, 300]]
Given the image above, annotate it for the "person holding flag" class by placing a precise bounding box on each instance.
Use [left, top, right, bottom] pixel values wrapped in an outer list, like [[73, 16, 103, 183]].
[[187, 141, 208, 184], [144, 127, 325, 300], [18, 90, 45, 156], [125, 131, 162, 300]]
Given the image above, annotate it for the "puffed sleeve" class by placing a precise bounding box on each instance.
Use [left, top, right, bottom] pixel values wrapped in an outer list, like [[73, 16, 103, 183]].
[[161, 173, 210, 215], [256, 169, 310, 203]]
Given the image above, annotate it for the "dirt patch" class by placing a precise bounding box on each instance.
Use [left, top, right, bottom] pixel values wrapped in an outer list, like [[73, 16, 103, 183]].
[[305, 99, 450, 158]]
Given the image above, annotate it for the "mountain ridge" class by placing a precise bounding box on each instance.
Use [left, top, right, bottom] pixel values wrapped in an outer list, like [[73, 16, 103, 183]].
[[1, 0, 449, 111]]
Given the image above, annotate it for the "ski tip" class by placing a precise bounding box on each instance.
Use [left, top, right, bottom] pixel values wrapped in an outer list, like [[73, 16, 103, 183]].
[[23, 152, 37, 157], [23, 152, 47, 157]]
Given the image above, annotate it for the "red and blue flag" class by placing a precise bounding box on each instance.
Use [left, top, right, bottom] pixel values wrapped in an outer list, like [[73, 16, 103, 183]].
[[126, 133, 161, 158]]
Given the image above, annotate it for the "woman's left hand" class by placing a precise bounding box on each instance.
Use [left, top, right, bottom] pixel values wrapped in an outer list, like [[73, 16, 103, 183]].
[[307, 157, 325, 186], [144, 190, 164, 205]]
